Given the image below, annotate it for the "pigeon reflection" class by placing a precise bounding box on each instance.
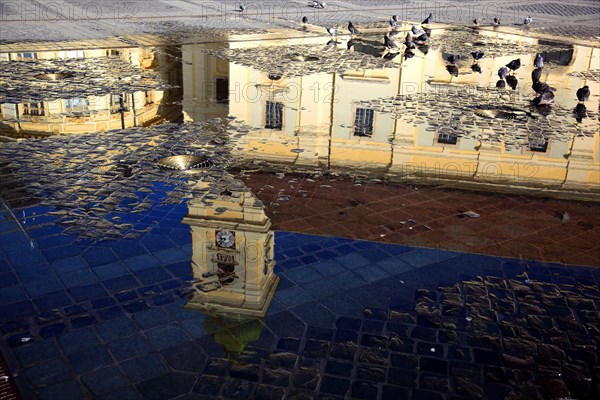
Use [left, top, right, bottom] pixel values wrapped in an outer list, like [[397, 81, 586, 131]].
[[446, 64, 459, 77], [506, 75, 518, 90], [574, 103, 587, 123]]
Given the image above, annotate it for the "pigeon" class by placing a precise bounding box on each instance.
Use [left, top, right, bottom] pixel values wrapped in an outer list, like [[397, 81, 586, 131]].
[[389, 18, 398, 28], [576, 85, 590, 101], [422, 13, 433, 24], [411, 25, 420, 35], [493, 17, 500, 25], [506, 75, 518, 90], [446, 65, 459, 77], [533, 90, 554, 106], [496, 79, 506, 88], [534, 54, 544, 68], [384, 34, 398, 49], [348, 21, 360, 35], [327, 39, 337, 46], [532, 81, 555, 94], [471, 63, 482, 73], [473, 19, 480, 25], [524, 16, 532, 25], [302, 16, 308, 23], [414, 33, 429, 44], [310, 1, 325, 8], [470, 51, 484, 60], [532, 68, 542, 83], [392, 14, 399, 22], [326, 27, 336, 36], [506, 58, 521, 72], [446, 54, 461, 64], [498, 66, 508, 80], [239, 3, 246, 11]]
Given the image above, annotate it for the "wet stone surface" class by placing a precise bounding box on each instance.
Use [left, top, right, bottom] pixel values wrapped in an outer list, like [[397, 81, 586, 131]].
[[206, 43, 400, 79], [0, 119, 258, 239], [356, 86, 599, 151], [0, 57, 172, 104]]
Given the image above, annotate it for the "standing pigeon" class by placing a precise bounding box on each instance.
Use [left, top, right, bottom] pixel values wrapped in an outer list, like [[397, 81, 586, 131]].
[[506, 58, 521, 72], [498, 66, 508, 80], [389, 17, 398, 28], [473, 19, 480, 25], [302, 16, 308, 23], [384, 34, 398, 49], [326, 27, 336, 36], [534, 54, 544, 68], [470, 51, 484, 61], [576, 86, 590, 101], [524, 16, 532, 25], [239, 3, 246, 11], [471, 63, 482, 73], [446, 54, 461, 64], [532, 68, 542, 83], [348, 21, 360, 35], [493, 17, 500, 25], [422, 13, 433, 24], [411, 25, 420, 35]]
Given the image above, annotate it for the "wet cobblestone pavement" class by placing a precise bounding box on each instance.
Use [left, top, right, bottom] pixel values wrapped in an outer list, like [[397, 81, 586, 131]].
[[1, 7, 599, 400]]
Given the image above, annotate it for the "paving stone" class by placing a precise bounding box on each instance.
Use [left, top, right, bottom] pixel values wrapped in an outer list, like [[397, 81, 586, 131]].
[[136, 372, 197, 400]]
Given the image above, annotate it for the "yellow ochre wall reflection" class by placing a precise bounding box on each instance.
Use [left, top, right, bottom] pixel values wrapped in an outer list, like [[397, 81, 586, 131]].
[[182, 29, 599, 192], [0, 47, 175, 137]]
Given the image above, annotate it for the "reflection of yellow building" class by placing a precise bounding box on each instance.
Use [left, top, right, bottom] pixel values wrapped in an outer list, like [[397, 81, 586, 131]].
[[0, 47, 178, 137], [182, 179, 279, 318], [182, 30, 599, 192]]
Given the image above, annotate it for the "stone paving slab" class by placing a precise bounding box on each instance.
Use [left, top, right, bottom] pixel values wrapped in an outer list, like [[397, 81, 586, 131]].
[[240, 172, 600, 267]]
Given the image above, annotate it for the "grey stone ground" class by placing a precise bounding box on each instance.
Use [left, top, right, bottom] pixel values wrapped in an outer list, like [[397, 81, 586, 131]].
[[0, 0, 598, 44]]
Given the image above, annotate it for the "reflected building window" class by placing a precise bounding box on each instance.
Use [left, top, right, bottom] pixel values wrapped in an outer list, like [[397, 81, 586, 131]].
[[437, 132, 458, 145], [354, 108, 374, 137], [265, 101, 283, 130], [22, 102, 45, 116], [66, 98, 89, 113], [110, 95, 128, 113], [15, 52, 38, 60], [216, 79, 229, 104], [529, 139, 548, 152], [145, 91, 154, 104]]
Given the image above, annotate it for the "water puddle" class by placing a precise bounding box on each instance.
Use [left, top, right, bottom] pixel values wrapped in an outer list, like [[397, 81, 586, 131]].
[[0, 25, 599, 196]]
